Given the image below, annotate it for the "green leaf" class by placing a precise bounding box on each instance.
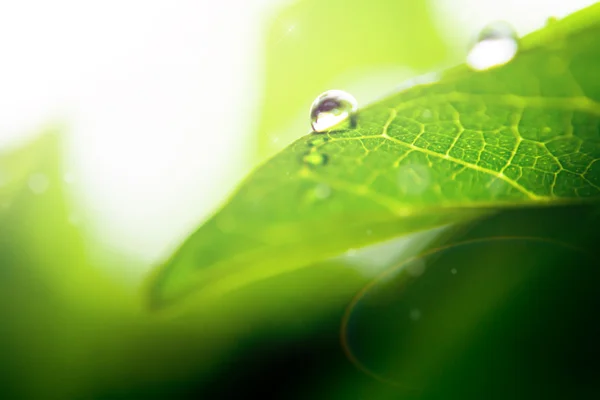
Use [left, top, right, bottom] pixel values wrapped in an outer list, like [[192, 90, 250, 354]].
[[148, 4, 600, 309]]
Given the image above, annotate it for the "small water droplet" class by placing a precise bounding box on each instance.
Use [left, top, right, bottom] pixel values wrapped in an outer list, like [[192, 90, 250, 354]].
[[28, 173, 50, 195], [467, 21, 519, 71], [409, 308, 422, 321], [451, 268, 458, 275], [302, 151, 328, 166], [310, 90, 357, 132]]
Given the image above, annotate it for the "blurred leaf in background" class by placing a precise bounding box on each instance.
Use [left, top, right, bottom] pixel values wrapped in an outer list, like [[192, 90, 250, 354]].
[[256, 0, 450, 159]]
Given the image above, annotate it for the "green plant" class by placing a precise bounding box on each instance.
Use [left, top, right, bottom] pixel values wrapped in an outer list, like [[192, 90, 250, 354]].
[[1, 3, 600, 399]]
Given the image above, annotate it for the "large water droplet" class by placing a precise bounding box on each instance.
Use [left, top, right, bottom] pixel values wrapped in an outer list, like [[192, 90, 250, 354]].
[[310, 90, 357, 133], [466, 21, 519, 71]]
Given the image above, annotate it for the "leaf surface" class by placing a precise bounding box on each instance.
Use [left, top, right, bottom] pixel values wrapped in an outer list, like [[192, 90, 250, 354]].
[[148, 4, 600, 308]]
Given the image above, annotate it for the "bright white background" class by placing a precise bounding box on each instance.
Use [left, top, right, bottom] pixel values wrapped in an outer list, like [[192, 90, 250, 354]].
[[0, 0, 595, 279]]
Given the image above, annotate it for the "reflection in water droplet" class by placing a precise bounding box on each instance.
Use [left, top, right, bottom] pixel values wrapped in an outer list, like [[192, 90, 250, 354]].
[[310, 90, 358, 133], [467, 21, 519, 71], [302, 151, 328, 166], [28, 173, 50, 195], [307, 136, 329, 147]]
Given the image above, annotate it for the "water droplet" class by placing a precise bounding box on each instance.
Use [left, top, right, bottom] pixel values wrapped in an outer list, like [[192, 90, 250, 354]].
[[302, 151, 328, 166], [467, 21, 519, 71], [28, 173, 50, 195], [451, 268, 458, 275], [409, 308, 422, 321], [310, 90, 357, 132]]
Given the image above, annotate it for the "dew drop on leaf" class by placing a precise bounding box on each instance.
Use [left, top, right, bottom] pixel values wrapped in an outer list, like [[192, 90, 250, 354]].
[[309, 90, 358, 133], [466, 21, 519, 71], [302, 151, 328, 166]]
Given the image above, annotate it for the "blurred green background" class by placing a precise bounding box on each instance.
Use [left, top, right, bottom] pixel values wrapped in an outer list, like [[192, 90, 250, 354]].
[[1, 1, 599, 399]]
